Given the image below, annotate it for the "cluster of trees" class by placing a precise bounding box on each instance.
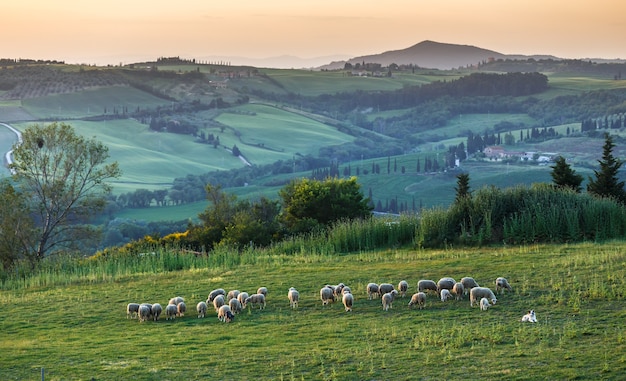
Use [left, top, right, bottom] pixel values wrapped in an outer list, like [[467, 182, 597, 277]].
[[581, 113, 626, 132]]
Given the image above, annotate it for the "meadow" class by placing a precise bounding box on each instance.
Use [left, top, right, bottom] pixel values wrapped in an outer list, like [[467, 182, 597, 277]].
[[1, 239, 625, 380]]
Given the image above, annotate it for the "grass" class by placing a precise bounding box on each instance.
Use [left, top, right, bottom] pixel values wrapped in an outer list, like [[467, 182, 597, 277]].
[[1, 241, 625, 380]]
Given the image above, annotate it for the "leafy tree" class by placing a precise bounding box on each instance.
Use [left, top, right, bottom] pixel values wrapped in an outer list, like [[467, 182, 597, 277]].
[[587, 133, 626, 203], [279, 177, 373, 235], [454, 173, 471, 203], [0, 180, 36, 269], [550, 156, 583, 192], [9, 122, 121, 260]]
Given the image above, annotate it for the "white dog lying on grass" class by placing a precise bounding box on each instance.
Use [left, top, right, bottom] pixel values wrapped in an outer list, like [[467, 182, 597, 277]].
[[521, 310, 537, 323]]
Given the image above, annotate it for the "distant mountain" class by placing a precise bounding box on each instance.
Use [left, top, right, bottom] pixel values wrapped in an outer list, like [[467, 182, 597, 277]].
[[319, 40, 560, 71]]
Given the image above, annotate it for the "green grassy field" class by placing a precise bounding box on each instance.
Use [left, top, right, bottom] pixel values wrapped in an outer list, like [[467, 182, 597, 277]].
[[1, 241, 625, 380]]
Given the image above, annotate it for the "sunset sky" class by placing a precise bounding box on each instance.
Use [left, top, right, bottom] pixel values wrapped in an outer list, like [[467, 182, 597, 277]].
[[2, 0, 624, 66]]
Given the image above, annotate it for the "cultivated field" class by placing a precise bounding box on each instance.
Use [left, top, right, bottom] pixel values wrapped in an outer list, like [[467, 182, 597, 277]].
[[1, 241, 625, 380]]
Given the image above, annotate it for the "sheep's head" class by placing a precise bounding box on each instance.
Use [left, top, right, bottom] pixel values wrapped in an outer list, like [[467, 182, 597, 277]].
[[491, 298, 497, 304]]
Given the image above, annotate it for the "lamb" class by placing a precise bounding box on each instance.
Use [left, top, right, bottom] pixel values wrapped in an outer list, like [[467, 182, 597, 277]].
[[378, 283, 395, 295], [470, 287, 497, 307], [440, 289, 452, 302], [398, 280, 409, 297], [208, 288, 226, 303], [217, 305, 235, 322], [342, 291, 354, 312], [320, 287, 336, 305], [165, 303, 178, 320], [287, 287, 299, 309], [227, 290, 240, 301], [480, 297, 490, 311], [168, 296, 184, 306], [381, 290, 398, 311], [229, 297, 243, 314], [151, 303, 163, 321], [408, 292, 426, 309], [257, 287, 268, 296], [138, 304, 151, 322], [437, 277, 456, 295], [237, 292, 249, 308], [177, 301, 186, 317], [212, 294, 226, 312], [417, 280, 438, 294], [495, 277, 513, 293], [460, 277, 480, 294], [366, 283, 379, 300], [452, 282, 465, 300], [197, 301, 208, 318], [126, 303, 140, 319], [521, 310, 537, 323], [245, 293, 266, 309]]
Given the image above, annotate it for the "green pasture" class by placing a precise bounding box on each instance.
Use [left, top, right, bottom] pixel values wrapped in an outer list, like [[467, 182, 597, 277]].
[[21, 85, 171, 119], [540, 74, 626, 99], [1, 241, 625, 380]]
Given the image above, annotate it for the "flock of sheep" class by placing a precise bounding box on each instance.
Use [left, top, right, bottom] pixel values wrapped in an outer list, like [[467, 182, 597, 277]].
[[126, 276, 535, 324]]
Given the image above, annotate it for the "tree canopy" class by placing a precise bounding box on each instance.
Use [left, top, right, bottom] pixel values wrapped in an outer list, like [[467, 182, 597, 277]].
[[587, 133, 626, 204], [550, 156, 583, 193]]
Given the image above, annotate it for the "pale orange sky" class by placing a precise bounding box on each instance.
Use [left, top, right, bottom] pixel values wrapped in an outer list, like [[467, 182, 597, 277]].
[[2, 0, 625, 66]]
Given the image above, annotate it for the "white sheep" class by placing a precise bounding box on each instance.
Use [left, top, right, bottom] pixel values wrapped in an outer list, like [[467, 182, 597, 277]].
[[320, 287, 336, 305], [257, 287, 268, 296], [168, 296, 184, 306], [138, 304, 151, 322], [126, 303, 140, 319], [212, 294, 226, 312], [333, 283, 346, 298], [378, 283, 395, 296], [227, 290, 240, 301], [229, 297, 243, 314], [151, 303, 163, 321], [245, 293, 266, 309], [197, 301, 208, 318], [460, 277, 480, 294], [495, 277, 513, 293], [452, 282, 465, 300], [437, 277, 456, 295], [521, 310, 537, 323], [342, 291, 354, 312], [139, 303, 152, 321], [408, 292, 426, 309], [381, 290, 398, 311], [440, 289, 452, 302], [237, 292, 249, 308], [177, 301, 186, 317], [165, 303, 178, 320], [287, 287, 299, 309], [342, 286, 352, 294], [366, 283, 379, 300], [470, 287, 497, 307], [208, 288, 226, 303], [417, 280, 438, 294], [217, 305, 235, 322], [398, 280, 409, 297], [480, 297, 490, 311]]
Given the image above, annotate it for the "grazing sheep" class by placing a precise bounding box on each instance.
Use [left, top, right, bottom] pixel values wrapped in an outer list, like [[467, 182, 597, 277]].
[[197, 301, 208, 318], [333, 283, 346, 298], [342, 292, 354, 312], [229, 297, 243, 314], [470, 287, 497, 307], [151, 303, 163, 321], [139, 303, 153, 320], [480, 297, 490, 311], [165, 303, 178, 320], [257, 287, 268, 296], [138, 304, 151, 322], [398, 280, 409, 297], [245, 293, 266, 309], [342, 286, 352, 294], [452, 282, 465, 300], [177, 301, 186, 317], [168, 296, 184, 306], [408, 292, 426, 309], [437, 277, 456, 295], [378, 283, 395, 296], [127, 303, 140, 319], [217, 305, 235, 322], [212, 294, 226, 312], [366, 283, 380, 300], [440, 289, 452, 302], [381, 290, 398, 311], [320, 287, 336, 305], [460, 277, 480, 294], [227, 290, 240, 301], [208, 288, 226, 303], [237, 292, 249, 308], [287, 287, 299, 309], [417, 280, 438, 294], [495, 277, 513, 293], [521, 310, 537, 323]]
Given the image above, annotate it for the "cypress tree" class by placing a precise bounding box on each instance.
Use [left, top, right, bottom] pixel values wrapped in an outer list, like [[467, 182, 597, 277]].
[[587, 133, 626, 203]]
